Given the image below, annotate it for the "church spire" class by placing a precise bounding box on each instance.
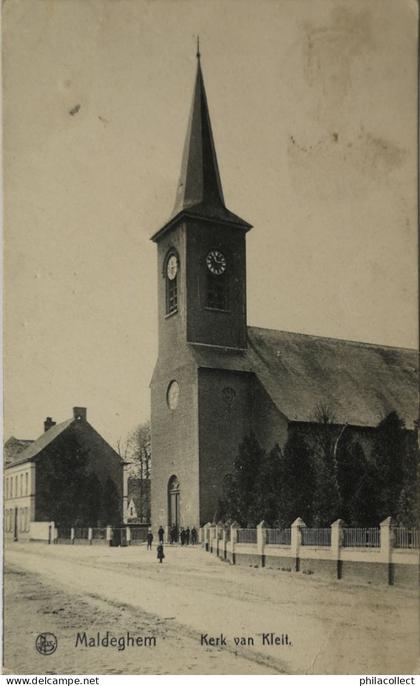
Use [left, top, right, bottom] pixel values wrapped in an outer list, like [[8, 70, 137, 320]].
[[172, 43, 226, 215], [152, 45, 251, 241]]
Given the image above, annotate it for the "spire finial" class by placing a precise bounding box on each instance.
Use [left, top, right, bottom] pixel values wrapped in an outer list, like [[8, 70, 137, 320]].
[[196, 35, 201, 60]]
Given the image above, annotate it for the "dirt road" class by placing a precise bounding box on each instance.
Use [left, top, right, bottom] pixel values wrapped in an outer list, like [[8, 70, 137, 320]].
[[4, 543, 418, 674]]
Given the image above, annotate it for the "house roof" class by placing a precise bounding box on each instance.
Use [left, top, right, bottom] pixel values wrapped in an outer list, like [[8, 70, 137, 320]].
[[5, 419, 74, 468], [190, 326, 418, 430], [4, 437, 35, 467]]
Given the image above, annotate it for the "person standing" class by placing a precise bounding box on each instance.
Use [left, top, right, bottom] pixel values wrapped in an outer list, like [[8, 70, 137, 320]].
[[180, 527, 185, 546], [146, 527, 153, 550], [158, 525, 164, 544], [185, 527, 190, 545], [157, 542, 165, 564], [191, 527, 197, 545]]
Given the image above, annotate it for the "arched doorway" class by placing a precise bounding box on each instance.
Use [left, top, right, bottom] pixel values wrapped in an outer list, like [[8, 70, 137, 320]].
[[168, 475, 180, 529]]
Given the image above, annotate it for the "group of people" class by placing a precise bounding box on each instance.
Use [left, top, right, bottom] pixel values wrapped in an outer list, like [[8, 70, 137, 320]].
[[169, 525, 198, 545], [145, 525, 198, 564]]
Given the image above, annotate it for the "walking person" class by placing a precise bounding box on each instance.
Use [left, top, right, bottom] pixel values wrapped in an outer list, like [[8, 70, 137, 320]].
[[146, 527, 153, 550], [157, 542, 165, 564], [158, 525, 164, 544]]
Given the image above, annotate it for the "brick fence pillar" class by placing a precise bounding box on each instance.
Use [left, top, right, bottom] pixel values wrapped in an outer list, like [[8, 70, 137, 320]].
[[380, 516, 394, 585], [203, 522, 211, 551], [126, 526, 131, 545], [210, 525, 216, 554], [106, 525, 113, 546], [291, 517, 306, 572], [88, 527, 93, 545], [70, 527, 75, 545], [257, 521, 267, 567], [230, 522, 239, 565], [331, 519, 345, 579], [221, 526, 227, 560]]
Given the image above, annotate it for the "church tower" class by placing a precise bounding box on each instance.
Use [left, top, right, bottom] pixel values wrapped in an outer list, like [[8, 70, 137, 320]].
[[150, 46, 252, 531]]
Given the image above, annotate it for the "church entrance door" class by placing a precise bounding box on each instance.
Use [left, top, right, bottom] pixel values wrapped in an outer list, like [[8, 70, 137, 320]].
[[168, 476, 180, 529]]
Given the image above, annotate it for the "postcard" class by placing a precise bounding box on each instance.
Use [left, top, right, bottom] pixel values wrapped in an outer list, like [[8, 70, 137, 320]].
[[3, 0, 418, 677]]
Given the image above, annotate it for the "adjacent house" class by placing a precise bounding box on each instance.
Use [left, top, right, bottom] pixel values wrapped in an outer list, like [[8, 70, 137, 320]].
[[4, 407, 127, 541]]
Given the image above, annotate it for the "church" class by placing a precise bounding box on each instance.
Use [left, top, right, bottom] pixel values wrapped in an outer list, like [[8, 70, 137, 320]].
[[150, 50, 418, 530]]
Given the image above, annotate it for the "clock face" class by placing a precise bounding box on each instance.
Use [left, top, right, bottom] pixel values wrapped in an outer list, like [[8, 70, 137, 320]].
[[167, 380, 180, 410], [167, 254, 178, 280], [206, 249, 227, 276]]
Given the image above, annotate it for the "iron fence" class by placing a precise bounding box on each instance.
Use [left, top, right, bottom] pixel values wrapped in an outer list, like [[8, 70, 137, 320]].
[[91, 527, 106, 540], [56, 527, 71, 540], [129, 527, 148, 543], [342, 528, 380, 548], [266, 528, 291, 545], [301, 528, 331, 547], [237, 528, 257, 544], [393, 527, 419, 549], [225, 528, 231, 542], [73, 527, 89, 539]]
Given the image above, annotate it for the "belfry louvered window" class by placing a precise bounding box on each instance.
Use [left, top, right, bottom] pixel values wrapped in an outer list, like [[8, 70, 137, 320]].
[[206, 272, 228, 310]]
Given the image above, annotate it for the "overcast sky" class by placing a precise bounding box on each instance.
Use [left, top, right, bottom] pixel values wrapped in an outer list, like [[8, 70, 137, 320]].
[[4, 0, 418, 448]]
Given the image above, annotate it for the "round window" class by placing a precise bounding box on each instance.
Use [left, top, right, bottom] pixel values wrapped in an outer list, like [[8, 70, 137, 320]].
[[167, 380, 180, 410]]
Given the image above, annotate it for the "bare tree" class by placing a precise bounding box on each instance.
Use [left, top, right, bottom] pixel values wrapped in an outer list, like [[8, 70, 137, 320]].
[[117, 421, 151, 479]]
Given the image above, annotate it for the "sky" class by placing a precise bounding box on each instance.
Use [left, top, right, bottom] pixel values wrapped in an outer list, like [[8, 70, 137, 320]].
[[3, 0, 418, 449]]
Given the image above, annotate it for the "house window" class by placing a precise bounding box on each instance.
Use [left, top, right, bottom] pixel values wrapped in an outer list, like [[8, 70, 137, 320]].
[[165, 252, 179, 315], [15, 476, 18, 498], [206, 272, 228, 310], [25, 473, 28, 496], [5, 477, 8, 499], [20, 474, 23, 497]]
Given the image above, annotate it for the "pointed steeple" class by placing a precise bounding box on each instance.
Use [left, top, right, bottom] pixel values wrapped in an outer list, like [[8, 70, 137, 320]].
[[152, 46, 251, 242], [172, 49, 226, 214]]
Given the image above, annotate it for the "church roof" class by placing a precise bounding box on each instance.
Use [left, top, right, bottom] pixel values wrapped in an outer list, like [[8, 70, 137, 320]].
[[190, 327, 418, 430], [248, 327, 419, 429], [151, 54, 251, 242]]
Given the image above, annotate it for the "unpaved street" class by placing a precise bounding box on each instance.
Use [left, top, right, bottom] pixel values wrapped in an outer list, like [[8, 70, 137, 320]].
[[4, 543, 418, 674]]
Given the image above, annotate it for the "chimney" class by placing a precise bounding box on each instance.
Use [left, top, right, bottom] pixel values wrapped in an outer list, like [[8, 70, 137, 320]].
[[44, 417, 56, 432], [73, 407, 87, 421]]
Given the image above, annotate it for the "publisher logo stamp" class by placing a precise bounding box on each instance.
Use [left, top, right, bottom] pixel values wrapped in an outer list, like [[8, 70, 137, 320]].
[[35, 632, 58, 655]]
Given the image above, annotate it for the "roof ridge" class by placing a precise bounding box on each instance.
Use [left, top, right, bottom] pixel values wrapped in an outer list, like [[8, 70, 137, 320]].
[[247, 325, 418, 354]]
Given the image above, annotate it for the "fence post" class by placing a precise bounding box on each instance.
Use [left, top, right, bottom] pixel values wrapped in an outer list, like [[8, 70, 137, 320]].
[[380, 516, 394, 585], [331, 519, 345, 579], [257, 521, 266, 567], [203, 522, 211, 551], [222, 526, 227, 561], [210, 525, 216, 553], [88, 527, 93, 545], [126, 526, 131, 546], [291, 517, 306, 572], [106, 525, 113, 547], [230, 522, 239, 565], [215, 523, 221, 556], [70, 527, 75, 545]]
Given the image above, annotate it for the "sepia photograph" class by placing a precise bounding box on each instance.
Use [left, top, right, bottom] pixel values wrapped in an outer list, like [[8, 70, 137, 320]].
[[2, 0, 419, 677]]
